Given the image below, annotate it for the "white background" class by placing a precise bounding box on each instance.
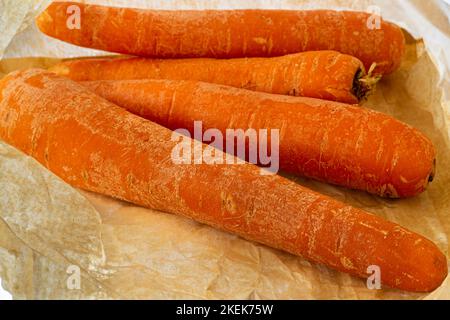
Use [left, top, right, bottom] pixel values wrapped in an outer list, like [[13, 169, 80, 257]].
[[0, 279, 12, 300]]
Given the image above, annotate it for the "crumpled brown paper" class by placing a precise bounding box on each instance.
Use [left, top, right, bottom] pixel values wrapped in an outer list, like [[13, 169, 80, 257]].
[[0, 0, 449, 299]]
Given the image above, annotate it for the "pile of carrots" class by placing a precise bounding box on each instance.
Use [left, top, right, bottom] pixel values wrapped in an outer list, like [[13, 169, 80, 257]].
[[0, 1, 447, 292]]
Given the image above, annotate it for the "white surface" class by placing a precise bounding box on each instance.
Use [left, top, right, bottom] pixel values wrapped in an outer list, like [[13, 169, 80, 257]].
[[0, 278, 12, 300]]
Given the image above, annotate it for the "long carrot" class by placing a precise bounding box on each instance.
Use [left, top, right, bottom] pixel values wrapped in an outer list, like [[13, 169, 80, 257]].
[[36, 2, 405, 75], [0, 69, 446, 292], [80, 79, 436, 199], [50, 51, 375, 104]]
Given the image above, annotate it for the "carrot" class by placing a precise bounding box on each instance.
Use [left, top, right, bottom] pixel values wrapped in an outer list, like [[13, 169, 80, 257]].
[[0, 69, 446, 292], [80, 79, 436, 199], [36, 2, 406, 75], [50, 51, 376, 104]]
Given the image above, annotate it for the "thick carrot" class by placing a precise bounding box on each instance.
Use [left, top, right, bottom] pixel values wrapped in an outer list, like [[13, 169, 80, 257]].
[[36, 2, 405, 75], [0, 69, 446, 292], [50, 51, 375, 104], [80, 79, 436, 199]]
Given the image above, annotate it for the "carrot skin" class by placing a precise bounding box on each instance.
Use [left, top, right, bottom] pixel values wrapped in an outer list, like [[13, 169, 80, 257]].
[[36, 2, 405, 75], [51, 51, 367, 104], [81, 79, 436, 199], [0, 69, 446, 292]]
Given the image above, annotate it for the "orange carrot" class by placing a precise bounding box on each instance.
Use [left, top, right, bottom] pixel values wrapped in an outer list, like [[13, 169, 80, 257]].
[[36, 2, 405, 75], [50, 51, 375, 104], [0, 69, 446, 292], [80, 79, 436, 199]]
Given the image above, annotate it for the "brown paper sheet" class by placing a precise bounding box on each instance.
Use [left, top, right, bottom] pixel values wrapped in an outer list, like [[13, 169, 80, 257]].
[[0, 0, 449, 299]]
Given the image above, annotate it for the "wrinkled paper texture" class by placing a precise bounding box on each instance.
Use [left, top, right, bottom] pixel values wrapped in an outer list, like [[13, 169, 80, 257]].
[[0, 0, 449, 299]]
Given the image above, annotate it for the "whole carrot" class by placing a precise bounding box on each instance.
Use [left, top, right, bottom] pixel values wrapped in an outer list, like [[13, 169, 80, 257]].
[[0, 69, 446, 292], [36, 2, 405, 75], [50, 51, 375, 104], [81, 79, 436, 199]]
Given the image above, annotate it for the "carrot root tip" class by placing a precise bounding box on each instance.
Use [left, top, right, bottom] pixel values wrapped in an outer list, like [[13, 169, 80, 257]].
[[429, 159, 436, 183]]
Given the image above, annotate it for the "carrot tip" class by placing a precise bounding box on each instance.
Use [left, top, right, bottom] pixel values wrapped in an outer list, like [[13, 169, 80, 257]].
[[352, 63, 381, 102], [429, 159, 436, 183]]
